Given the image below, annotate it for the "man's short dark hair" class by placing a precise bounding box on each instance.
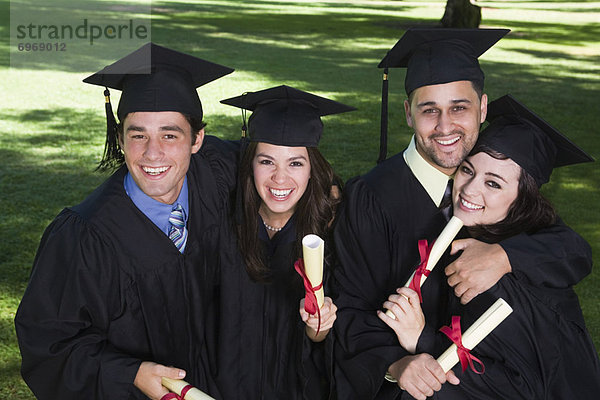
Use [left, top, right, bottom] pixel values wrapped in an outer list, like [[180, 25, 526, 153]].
[[407, 80, 484, 105]]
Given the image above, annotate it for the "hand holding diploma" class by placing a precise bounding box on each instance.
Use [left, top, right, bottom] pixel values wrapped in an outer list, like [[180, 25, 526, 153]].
[[387, 354, 460, 400], [295, 234, 328, 336], [300, 234, 325, 309], [385, 216, 464, 319], [161, 377, 215, 400], [300, 296, 337, 342], [378, 287, 425, 353], [385, 298, 511, 398], [296, 234, 338, 341], [134, 361, 187, 400]]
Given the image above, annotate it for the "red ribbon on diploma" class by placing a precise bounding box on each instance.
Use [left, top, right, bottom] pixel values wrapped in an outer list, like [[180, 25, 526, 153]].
[[160, 384, 193, 400], [408, 239, 434, 303], [439, 316, 485, 374], [294, 258, 323, 335]]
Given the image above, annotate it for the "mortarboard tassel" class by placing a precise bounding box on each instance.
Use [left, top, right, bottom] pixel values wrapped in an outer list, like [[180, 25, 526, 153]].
[[234, 136, 249, 227], [240, 105, 248, 140], [234, 95, 250, 225], [378, 68, 389, 164], [96, 88, 123, 171]]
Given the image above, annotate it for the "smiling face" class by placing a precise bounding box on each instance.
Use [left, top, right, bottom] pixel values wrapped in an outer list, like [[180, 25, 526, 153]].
[[405, 80, 487, 175], [119, 111, 203, 204], [452, 152, 521, 227], [252, 142, 311, 224]]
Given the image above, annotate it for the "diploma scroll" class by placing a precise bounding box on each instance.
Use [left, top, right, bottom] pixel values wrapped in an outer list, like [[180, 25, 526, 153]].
[[302, 234, 325, 309], [161, 377, 215, 400], [386, 216, 463, 318], [436, 297, 513, 372]]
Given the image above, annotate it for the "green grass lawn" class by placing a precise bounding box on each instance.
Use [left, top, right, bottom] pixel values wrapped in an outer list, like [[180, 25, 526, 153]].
[[1, 1, 598, 397]]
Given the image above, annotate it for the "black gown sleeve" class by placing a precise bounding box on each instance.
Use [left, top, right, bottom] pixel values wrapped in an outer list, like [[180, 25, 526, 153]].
[[332, 178, 408, 400], [15, 211, 142, 399], [195, 135, 240, 197], [428, 355, 542, 400], [300, 321, 333, 399], [499, 217, 592, 287]]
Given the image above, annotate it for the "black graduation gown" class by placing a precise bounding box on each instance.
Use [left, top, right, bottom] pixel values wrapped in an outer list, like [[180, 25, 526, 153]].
[[15, 136, 238, 399], [331, 152, 593, 400], [413, 260, 600, 399], [332, 154, 449, 400], [212, 215, 332, 400]]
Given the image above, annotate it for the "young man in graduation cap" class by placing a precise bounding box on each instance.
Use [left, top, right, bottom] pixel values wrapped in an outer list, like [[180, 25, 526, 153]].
[[331, 28, 593, 399], [15, 43, 237, 399]]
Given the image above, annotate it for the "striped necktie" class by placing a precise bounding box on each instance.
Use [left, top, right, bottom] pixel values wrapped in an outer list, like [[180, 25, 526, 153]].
[[168, 204, 187, 252], [441, 179, 453, 221]]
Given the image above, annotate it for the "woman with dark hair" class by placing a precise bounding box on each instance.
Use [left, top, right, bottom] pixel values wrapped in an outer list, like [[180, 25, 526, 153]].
[[237, 141, 342, 290], [378, 95, 600, 399], [213, 85, 355, 399], [452, 143, 557, 243]]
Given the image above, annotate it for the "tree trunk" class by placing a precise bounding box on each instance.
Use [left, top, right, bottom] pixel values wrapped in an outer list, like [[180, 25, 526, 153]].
[[441, 0, 481, 28]]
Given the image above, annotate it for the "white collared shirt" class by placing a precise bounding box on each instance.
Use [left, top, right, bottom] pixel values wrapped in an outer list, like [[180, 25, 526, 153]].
[[403, 135, 452, 207]]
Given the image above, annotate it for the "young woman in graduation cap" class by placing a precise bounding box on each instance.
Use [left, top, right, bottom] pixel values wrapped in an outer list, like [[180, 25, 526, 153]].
[[214, 85, 355, 399], [378, 95, 600, 400]]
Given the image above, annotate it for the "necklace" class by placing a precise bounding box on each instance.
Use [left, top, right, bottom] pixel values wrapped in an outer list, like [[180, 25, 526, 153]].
[[263, 220, 283, 232]]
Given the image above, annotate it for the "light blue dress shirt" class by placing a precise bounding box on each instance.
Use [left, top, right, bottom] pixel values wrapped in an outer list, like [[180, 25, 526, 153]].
[[124, 172, 189, 252]]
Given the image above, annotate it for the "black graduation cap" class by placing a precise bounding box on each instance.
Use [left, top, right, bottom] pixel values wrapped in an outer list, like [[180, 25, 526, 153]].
[[220, 85, 356, 147], [477, 94, 594, 186], [84, 42, 234, 170], [376, 28, 509, 163]]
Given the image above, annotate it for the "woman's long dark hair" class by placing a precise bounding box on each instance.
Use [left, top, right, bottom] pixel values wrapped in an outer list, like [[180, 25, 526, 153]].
[[465, 144, 557, 243], [237, 141, 342, 281]]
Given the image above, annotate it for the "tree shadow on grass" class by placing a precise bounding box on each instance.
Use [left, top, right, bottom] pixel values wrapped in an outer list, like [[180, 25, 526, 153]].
[[0, 108, 111, 301], [482, 2, 600, 14], [487, 19, 600, 48], [1, 108, 106, 148]]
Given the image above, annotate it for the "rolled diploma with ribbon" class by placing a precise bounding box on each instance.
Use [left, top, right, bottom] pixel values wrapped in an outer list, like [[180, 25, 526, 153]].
[[386, 216, 463, 318], [437, 297, 513, 372], [302, 234, 325, 308], [161, 377, 215, 400]]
